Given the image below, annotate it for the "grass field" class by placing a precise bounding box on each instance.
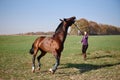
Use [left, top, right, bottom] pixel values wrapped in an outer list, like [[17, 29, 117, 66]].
[[0, 35, 120, 80]]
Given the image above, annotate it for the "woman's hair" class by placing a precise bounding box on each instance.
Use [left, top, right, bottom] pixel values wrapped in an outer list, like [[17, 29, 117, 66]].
[[84, 31, 87, 35]]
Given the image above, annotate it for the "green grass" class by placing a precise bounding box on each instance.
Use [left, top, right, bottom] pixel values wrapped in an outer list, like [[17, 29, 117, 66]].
[[0, 35, 120, 80]]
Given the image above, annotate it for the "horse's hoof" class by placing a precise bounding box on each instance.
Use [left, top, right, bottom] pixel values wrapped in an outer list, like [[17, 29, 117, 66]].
[[49, 68, 55, 74], [32, 67, 35, 73], [32, 69, 35, 73], [37, 67, 40, 71]]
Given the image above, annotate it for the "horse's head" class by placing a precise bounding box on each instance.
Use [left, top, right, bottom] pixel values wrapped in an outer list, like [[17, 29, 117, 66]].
[[60, 16, 76, 27], [55, 16, 76, 34]]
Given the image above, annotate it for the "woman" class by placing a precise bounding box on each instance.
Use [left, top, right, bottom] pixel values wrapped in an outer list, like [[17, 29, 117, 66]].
[[81, 31, 88, 60]]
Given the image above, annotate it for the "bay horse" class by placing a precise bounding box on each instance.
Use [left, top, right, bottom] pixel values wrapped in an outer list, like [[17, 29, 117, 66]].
[[29, 16, 76, 74]]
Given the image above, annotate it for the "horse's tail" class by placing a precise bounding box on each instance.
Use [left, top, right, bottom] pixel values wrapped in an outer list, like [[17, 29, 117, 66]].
[[29, 44, 34, 55]]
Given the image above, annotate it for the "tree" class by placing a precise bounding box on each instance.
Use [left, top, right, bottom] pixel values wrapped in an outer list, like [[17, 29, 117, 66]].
[[70, 18, 89, 35], [70, 18, 120, 35], [89, 21, 101, 35]]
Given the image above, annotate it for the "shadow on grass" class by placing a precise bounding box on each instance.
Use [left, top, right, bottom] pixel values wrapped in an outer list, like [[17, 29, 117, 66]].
[[88, 55, 113, 59], [62, 62, 120, 73]]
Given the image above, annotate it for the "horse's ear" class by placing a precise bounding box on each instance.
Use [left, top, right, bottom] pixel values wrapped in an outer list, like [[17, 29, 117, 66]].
[[59, 19, 63, 22], [64, 18, 67, 22]]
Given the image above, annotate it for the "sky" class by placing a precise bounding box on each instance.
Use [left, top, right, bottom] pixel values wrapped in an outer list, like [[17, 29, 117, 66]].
[[0, 0, 120, 34]]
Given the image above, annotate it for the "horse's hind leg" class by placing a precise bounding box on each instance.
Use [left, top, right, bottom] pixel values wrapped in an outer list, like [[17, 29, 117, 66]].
[[32, 55, 36, 72], [37, 51, 46, 70], [32, 49, 38, 73]]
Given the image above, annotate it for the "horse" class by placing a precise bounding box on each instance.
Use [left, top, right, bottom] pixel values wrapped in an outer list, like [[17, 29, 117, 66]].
[[29, 16, 76, 74]]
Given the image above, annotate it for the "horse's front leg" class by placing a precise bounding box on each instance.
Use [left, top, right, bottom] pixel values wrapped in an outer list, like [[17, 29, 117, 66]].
[[49, 53, 61, 74], [32, 55, 36, 73]]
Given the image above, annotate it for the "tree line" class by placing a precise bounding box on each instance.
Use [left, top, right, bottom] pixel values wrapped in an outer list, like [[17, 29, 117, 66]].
[[70, 18, 120, 35]]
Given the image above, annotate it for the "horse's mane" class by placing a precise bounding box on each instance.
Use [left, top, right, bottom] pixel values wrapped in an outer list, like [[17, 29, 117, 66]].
[[55, 21, 63, 33]]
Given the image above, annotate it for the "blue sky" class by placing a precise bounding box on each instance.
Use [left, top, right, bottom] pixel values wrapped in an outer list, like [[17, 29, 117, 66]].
[[0, 0, 120, 34]]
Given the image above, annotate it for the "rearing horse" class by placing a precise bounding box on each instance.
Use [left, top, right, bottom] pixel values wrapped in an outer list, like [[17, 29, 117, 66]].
[[29, 16, 76, 74]]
